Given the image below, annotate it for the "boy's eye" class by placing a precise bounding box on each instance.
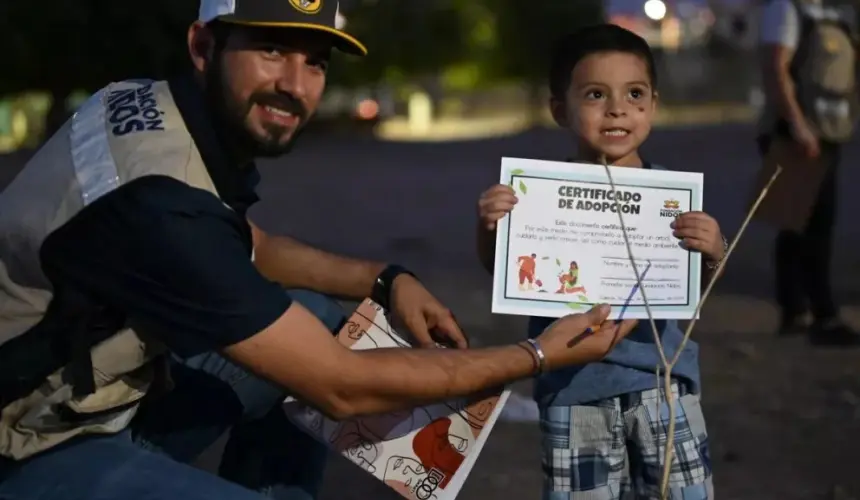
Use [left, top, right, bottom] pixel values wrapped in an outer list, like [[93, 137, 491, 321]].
[[585, 90, 604, 100], [629, 88, 646, 99]]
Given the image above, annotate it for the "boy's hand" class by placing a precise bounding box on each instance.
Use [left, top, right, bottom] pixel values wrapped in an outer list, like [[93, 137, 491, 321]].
[[478, 184, 518, 230], [670, 211, 726, 264]]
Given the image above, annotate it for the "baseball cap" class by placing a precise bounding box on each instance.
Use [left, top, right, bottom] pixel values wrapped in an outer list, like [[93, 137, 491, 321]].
[[199, 0, 367, 56]]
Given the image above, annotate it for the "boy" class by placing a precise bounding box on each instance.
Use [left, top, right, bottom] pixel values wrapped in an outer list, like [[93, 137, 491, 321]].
[[476, 25, 723, 499]]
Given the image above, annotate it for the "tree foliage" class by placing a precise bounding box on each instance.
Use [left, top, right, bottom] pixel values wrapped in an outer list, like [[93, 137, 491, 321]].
[[0, 0, 605, 98]]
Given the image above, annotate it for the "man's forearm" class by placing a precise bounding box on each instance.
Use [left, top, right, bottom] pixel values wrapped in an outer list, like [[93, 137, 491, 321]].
[[763, 53, 806, 127], [338, 343, 535, 417], [773, 72, 806, 126], [254, 232, 384, 300]]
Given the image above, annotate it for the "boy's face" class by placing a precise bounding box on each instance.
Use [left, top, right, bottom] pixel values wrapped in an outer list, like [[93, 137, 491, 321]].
[[552, 51, 657, 166]]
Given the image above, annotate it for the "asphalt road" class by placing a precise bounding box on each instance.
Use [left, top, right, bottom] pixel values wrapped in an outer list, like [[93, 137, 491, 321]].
[[4, 123, 860, 499]]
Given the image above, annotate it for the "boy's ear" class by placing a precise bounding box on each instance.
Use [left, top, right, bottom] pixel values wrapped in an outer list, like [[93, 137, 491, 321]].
[[549, 97, 569, 128], [651, 90, 659, 111]]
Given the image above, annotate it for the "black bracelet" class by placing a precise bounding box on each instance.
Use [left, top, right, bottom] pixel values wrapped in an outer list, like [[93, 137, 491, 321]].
[[370, 264, 416, 311]]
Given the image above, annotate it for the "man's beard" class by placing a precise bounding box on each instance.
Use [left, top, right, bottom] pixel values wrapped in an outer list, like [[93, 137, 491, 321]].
[[203, 62, 306, 158]]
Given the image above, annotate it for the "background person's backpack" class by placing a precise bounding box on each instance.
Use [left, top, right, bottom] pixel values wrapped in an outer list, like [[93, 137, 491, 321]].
[[789, 0, 859, 142]]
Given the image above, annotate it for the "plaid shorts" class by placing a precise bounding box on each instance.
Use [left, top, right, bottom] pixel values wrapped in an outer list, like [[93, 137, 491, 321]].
[[540, 384, 713, 500]]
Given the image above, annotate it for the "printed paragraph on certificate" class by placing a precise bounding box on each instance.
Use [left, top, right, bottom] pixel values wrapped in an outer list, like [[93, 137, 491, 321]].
[[491, 158, 704, 320]]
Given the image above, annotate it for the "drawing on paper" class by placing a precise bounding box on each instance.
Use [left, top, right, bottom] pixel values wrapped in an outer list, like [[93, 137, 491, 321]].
[[283, 299, 511, 500]]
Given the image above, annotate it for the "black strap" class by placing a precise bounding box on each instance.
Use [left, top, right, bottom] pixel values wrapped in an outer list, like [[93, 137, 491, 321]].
[[0, 288, 125, 409], [370, 265, 416, 311]]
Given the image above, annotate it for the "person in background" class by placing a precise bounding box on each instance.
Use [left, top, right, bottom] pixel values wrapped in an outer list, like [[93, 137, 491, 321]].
[[758, 0, 860, 345]]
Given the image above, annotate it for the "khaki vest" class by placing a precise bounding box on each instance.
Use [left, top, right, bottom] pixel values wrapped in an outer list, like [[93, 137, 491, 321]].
[[0, 80, 221, 460]]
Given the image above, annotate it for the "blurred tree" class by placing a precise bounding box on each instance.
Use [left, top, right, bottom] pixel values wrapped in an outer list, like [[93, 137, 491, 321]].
[[330, 0, 471, 90], [490, 0, 605, 119], [492, 0, 605, 83]]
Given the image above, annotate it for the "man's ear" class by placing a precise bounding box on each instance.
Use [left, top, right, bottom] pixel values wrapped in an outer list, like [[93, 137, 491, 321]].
[[188, 21, 216, 74], [549, 97, 569, 128]]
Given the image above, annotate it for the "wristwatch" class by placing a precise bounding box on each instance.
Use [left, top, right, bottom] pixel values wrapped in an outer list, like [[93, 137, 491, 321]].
[[371, 264, 416, 311]]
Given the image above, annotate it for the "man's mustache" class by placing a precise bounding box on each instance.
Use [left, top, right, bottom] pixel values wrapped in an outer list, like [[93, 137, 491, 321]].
[[252, 95, 307, 122]]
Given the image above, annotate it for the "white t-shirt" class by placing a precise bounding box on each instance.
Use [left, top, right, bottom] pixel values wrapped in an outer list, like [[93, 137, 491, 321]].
[[759, 0, 802, 49]]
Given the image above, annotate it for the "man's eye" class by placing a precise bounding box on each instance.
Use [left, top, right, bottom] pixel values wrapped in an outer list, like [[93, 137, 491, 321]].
[[260, 47, 283, 58], [307, 58, 329, 71]]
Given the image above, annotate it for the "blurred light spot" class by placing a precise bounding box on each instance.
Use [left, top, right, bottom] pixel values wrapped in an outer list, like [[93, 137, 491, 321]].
[[407, 92, 433, 135], [356, 99, 379, 120], [644, 0, 667, 20]]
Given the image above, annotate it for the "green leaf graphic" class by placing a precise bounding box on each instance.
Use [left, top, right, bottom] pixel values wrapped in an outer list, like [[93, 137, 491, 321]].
[[555, 258, 561, 267], [518, 180, 528, 194], [566, 302, 584, 310], [541, 256, 550, 260], [510, 169, 525, 175], [577, 295, 588, 302]]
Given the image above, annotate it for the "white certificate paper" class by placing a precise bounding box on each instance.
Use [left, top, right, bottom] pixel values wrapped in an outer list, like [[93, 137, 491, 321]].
[[492, 157, 704, 320]]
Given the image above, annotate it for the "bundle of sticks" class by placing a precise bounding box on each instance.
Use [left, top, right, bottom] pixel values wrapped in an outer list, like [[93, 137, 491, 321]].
[[597, 156, 783, 499]]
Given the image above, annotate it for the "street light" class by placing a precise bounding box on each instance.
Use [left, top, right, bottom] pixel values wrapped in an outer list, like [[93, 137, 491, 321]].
[[644, 0, 667, 21]]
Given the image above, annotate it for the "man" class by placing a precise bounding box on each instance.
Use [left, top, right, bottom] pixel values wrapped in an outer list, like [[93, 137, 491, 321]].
[[517, 253, 537, 291], [758, 0, 860, 345], [0, 1, 638, 499]]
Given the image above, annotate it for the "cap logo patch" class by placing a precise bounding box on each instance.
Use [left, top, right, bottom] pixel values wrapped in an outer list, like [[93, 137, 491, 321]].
[[289, 0, 322, 14]]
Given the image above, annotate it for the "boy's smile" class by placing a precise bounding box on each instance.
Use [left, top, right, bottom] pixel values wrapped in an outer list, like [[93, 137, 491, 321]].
[[559, 51, 657, 166]]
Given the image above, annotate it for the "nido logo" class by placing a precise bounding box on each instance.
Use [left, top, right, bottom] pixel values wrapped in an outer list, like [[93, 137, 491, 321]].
[[660, 199, 682, 218], [107, 84, 165, 136]]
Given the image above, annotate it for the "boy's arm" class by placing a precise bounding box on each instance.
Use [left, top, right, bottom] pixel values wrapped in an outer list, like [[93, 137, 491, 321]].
[[476, 221, 496, 274], [701, 234, 728, 291]]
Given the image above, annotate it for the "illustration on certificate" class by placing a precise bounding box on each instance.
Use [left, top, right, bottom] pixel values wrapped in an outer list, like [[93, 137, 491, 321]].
[[492, 157, 704, 320]]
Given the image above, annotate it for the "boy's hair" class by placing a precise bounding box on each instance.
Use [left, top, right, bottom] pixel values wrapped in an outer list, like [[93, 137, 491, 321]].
[[549, 24, 657, 101]]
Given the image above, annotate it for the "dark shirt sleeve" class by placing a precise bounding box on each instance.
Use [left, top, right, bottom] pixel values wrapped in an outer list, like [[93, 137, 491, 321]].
[[39, 175, 291, 356]]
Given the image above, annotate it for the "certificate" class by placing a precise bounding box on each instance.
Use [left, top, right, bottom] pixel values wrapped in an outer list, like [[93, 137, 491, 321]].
[[491, 157, 704, 320]]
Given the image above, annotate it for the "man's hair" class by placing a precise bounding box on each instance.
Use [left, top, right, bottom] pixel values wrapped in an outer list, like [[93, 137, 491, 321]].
[[549, 24, 657, 101]]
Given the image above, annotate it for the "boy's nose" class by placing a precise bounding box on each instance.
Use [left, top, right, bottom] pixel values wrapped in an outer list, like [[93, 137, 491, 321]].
[[606, 99, 628, 117]]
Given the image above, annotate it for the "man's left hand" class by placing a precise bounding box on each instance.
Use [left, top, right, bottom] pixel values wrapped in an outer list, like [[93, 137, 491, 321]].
[[390, 274, 468, 349], [670, 211, 726, 264]]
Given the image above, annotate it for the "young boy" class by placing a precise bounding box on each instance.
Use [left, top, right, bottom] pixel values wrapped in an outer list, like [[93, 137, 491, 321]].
[[476, 25, 723, 499]]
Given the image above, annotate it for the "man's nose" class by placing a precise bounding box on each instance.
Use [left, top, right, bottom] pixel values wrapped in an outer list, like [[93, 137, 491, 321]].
[[274, 55, 309, 101]]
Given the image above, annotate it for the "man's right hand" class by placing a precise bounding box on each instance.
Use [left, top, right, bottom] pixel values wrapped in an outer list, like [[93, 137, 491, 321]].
[[790, 119, 820, 158], [535, 304, 638, 369]]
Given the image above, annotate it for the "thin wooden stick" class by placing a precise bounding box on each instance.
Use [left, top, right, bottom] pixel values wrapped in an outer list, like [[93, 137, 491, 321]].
[[657, 164, 782, 496], [600, 159, 783, 498]]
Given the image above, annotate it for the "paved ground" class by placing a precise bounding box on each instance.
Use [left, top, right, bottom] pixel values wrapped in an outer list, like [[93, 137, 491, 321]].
[[4, 124, 860, 499]]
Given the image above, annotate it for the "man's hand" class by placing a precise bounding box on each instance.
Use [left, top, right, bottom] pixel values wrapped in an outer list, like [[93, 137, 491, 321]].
[[535, 304, 638, 369], [790, 119, 820, 158], [671, 211, 725, 264], [390, 274, 468, 349]]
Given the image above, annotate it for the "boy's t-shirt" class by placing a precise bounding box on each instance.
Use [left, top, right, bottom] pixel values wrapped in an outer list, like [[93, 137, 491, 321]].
[[529, 162, 700, 408]]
